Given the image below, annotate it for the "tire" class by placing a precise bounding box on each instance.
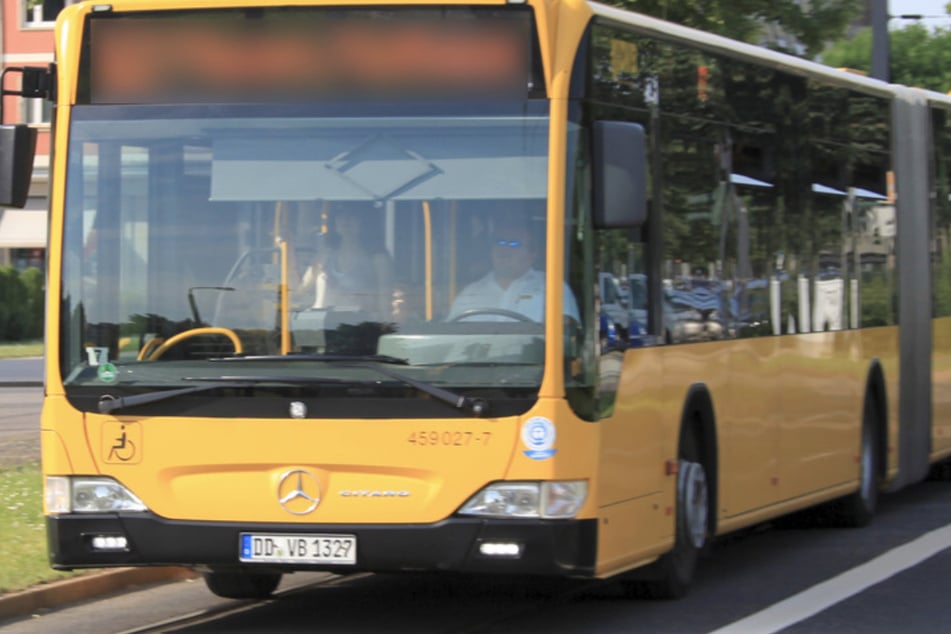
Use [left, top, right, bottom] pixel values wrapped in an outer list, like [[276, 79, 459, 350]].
[[927, 459, 951, 481], [834, 394, 880, 528], [627, 428, 709, 599], [203, 570, 283, 599]]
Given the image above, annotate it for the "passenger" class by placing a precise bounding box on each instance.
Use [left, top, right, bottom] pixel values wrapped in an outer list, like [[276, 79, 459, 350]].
[[447, 218, 579, 322], [300, 204, 393, 321], [391, 286, 424, 326]]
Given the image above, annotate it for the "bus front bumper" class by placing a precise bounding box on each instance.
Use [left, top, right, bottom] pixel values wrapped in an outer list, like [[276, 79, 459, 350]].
[[46, 514, 597, 577]]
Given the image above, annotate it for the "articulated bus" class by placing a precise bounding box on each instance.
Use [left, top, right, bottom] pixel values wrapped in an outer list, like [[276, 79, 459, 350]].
[[3, 0, 951, 600]]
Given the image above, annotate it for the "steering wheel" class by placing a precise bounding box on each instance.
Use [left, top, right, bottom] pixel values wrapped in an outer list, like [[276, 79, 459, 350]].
[[449, 308, 533, 322], [143, 327, 243, 360]]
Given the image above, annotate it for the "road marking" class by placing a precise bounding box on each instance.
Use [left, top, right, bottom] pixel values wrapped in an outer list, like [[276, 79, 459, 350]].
[[710, 523, 951, 634]]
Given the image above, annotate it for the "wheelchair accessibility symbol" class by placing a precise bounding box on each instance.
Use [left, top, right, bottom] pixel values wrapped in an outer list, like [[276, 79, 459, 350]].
[[103, 422, 141, 464]]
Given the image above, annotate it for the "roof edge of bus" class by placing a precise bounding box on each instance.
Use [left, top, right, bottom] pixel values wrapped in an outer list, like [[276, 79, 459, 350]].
[[587, 1, 898, 98]]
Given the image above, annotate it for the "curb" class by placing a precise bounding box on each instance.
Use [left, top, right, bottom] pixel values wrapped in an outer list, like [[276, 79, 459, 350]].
[[0, 567, 199, 623]]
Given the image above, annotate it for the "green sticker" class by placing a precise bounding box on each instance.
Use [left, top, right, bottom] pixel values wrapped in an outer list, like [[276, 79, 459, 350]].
[[97, 362, 118, 383]]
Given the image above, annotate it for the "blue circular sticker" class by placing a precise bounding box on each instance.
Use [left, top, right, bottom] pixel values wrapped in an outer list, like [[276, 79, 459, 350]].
[[521, 417, 556, 460]]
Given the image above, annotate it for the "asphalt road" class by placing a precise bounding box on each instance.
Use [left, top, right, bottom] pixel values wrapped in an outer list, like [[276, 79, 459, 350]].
[[0, 357, 43, 386], [0, 367, 43, 467]]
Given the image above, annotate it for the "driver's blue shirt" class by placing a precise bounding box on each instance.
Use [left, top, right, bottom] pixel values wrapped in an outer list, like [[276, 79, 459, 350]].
[[447, 269, 580, 322]]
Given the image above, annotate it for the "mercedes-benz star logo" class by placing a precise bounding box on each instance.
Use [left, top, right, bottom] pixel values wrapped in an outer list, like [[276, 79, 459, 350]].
[[277, 469, 321, 515]]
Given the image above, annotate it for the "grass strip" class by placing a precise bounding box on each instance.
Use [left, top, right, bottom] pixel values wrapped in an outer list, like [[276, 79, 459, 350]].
[[0, 463, 82, 593], [0, 341, 43, 360], [0, 341, 84, 593]]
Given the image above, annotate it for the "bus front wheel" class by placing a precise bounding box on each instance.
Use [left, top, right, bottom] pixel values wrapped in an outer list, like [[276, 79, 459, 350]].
[[626, 428, 709, 599], [203, 570, 282, 599]]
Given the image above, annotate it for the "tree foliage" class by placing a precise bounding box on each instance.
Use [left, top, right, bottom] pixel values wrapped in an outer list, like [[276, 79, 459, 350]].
[[821, 22, 951, 92], [620, 0, 864, 57], [0, 267, 43, 341]]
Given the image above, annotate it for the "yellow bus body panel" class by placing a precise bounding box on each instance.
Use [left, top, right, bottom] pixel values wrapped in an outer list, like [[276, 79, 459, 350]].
[[84, 414, 515, 523], [933, 315, 951, 460], [64, 399, 600, 524], [593, 324, 901, 572]]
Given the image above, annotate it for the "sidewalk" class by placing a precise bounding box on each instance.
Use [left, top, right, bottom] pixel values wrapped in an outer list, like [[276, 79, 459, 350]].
[[0, 567, 198, 623]]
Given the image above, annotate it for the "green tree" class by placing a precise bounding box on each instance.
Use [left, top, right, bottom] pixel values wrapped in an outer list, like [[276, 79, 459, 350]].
[[821, 22, 951, 92], [0, 267, 29, 341], [21, 267, 44, 340], [622, 0, 864, 57]]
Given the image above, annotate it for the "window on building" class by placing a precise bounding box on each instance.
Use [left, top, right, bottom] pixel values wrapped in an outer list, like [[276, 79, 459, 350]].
[[24, 0, 66, 26], [11, 248, 45, 272]]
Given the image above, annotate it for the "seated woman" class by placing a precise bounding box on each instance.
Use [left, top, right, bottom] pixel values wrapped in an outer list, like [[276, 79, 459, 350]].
[[300, 203, 393, 323]]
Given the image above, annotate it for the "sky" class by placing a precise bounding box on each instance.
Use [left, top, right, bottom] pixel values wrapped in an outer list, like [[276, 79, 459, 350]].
[[890, 0, 951, 28]]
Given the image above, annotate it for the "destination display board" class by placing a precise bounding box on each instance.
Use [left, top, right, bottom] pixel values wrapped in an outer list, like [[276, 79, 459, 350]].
[[83, 7, 541, 103]]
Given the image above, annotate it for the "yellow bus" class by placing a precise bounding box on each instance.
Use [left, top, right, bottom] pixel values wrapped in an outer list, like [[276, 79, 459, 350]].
[[2, 0, 951, 601]]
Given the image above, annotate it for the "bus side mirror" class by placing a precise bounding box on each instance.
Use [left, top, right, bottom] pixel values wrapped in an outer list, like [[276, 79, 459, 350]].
[[0, 124, 38, 208], [592, 121, 647, 229]]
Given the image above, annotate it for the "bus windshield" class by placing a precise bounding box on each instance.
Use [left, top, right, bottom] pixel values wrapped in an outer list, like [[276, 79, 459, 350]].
[[60, 103, 551, 416]]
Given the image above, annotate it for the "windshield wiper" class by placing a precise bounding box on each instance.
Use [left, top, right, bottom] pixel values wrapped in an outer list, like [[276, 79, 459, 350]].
[[97, 375, 375, 414], [99, 370, 488, 417], [339, 363, 488, 417], [208, 355, 488, 416], [98, 381, 256, 414], [210, 354, 410, 365]]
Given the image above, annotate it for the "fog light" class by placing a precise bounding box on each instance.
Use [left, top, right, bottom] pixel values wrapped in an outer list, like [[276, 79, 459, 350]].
[[90, 534, 129, 551], [478, 541, 523, 558]]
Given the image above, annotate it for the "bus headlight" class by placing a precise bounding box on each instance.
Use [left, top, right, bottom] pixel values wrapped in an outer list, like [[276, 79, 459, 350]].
[[458, 481, 587, 519], [45, 476, 148, 514]]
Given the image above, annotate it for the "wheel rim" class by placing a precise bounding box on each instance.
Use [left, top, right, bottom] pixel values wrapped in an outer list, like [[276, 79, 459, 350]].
[[679, 460, 708, 549], [859, 424, 875, 504]]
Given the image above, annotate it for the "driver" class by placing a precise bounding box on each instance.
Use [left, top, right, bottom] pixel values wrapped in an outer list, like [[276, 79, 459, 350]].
[[447, 218, 579, 322]]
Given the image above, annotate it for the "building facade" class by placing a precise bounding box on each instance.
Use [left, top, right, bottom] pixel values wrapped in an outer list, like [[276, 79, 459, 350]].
[[0, 0, 55, 271]]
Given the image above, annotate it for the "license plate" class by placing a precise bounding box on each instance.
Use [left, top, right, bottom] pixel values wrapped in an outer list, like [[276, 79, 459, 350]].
[[239, 533, 357, 565]]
